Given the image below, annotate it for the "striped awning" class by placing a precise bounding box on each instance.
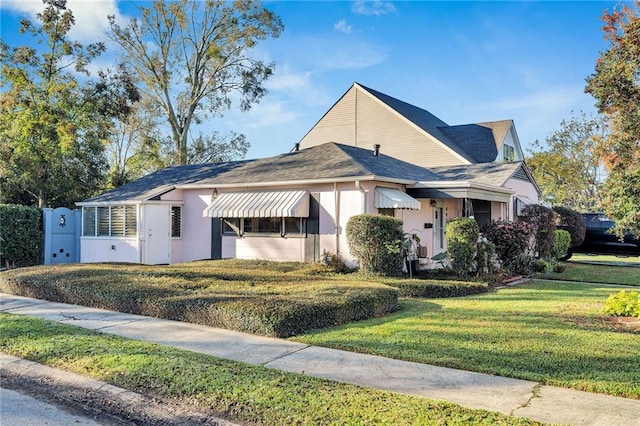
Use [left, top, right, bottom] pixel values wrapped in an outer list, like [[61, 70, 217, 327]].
[[375, 187, 421, 210], [203, 190, 309, 218]]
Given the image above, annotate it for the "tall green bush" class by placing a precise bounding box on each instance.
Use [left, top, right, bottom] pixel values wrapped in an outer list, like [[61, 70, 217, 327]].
[[346, 214, 404, 276], [519, 204, 556, 258], [552, 229, 572, 261], [445, 217, 479, 275], [0, 204, 42, 268], [553, 206, 586, 248]]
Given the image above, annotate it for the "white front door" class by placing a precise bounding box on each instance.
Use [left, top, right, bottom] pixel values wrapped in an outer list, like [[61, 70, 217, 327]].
[[144, 205, 171, 264], [433, 206, 445, 254]]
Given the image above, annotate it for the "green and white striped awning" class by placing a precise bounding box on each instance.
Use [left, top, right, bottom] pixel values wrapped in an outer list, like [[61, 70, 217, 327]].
[[375, 187, 421, 210]]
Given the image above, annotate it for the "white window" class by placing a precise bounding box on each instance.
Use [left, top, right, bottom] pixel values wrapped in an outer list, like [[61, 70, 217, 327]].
[[82, 206, 138, 238], [223, 217, 305, 237], [503, 144, 515, 162]]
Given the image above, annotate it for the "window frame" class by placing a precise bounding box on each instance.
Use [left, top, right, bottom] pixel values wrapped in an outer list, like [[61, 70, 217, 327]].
[[221, 217, 306, 237], [171, 206, 182, 238], [82, 205, 138, 238]]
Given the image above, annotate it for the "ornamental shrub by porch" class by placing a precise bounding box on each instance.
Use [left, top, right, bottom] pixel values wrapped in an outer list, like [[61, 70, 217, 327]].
[[346, 214, 404, 276], [445, 217, 479, 275], [482, 220, 533, 273], [519, 204, 557, 258]]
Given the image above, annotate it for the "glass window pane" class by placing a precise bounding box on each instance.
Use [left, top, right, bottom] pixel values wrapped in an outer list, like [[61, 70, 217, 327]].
[[97, 207, 110, 236], [284, 217, 302, 235], [125, 206, 137, 237], [111, 206, 125, 237], [222, 218, 240, 235], [83, 207, 96, 237], [258, 217, 281, 233], [171, 206, 181, 238]]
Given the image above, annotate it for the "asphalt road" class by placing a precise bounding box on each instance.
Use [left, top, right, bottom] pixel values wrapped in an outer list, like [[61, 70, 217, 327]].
[[0, 385, 104, 426]]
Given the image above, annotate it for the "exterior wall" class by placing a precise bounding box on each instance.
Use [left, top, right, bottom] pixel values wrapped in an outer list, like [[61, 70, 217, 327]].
[[299, 86, 356, 146], [176, 190, 213, 262], [300, 85, 468, 168], [80, 238, 139, 263], [504, 178, 540, 221]]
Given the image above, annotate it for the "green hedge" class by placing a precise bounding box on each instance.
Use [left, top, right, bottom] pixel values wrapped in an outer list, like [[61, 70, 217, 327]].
[[0, 262, 398, 338], [445, 217, 479, 275], [0, 204, 42, 268], [380, 278, 488, 298], [346, 214, 404, 276]]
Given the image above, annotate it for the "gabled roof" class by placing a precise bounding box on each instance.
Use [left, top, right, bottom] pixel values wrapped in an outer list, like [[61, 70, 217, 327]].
[[438, 124, 499, 163], [79, 143, 443, 204], [356, 83, 476, 163]]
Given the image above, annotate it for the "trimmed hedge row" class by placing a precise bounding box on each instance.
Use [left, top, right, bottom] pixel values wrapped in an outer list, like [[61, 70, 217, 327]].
[[379, 278, 489, 298], [0, 204, 42, 268], [0, 262, 398, 338]]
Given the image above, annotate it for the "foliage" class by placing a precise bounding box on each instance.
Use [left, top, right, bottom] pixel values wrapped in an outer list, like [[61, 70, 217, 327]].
[[0, 260, 397, 338], [553, 205, 586, 248], [0, 204, 42, 268], [527, 112, 608, 211], [604, 290, 640, 318], [296, 281, 640, 399], [380, 278, 488, 298], [108, 0, 283, 165], [552, 230, 572, 261], [346, 214, 404, 276], [585, 2, 640, 238], [482, 220, 533, 273], [0, 0, 138, 207], [518, 204, 557, 258], [0, 315, 536, 426], [444, 217, 479, 275], [476, 236, 496, 275]]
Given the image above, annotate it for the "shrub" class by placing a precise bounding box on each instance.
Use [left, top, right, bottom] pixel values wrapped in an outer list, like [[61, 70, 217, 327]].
[[519, 204, 556, 258], [476, 236, 496, 275], [552, 230, 572, 261], [553, 206, 586, 248], [0, 204, 42, 268], [445, 218, 479, 275], [604, 290, 640, 319], [382, 278, 488, 298], [482, 220, 533, 273], [346, 214, 404, 276]]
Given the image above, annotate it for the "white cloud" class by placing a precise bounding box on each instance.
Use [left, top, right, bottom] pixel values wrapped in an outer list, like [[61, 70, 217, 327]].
[[334, 19, 352, 34], [1, 0, 126, 43], [352, 0, 396, 16]]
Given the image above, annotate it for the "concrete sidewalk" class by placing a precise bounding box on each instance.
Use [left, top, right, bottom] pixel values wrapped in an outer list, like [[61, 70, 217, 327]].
[[1, 293, 639, 425]]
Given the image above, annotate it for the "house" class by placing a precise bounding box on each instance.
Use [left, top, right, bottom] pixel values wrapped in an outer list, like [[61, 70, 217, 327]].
[[77, 83, 540, 266]]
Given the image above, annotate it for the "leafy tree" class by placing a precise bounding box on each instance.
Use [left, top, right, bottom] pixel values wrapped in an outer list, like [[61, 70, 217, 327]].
[[527, 112, 607, 212], [0, 0, 138, 207], [108, 0, 284, 165], [519, 204, 557, 259], [585, 2, 640, 237]]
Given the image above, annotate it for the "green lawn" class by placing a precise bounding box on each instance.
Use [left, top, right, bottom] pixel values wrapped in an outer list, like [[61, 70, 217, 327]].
[[293, 280, 640, 399], [0, 313, 537, 426], [547, 257, 640, 286]]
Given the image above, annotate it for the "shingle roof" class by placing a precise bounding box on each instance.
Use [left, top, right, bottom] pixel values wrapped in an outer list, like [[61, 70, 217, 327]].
[[79, 143, 442, 204], [356, 84, 476, 163], [428, 162, 525, 188], [438, 124, 498, 163]]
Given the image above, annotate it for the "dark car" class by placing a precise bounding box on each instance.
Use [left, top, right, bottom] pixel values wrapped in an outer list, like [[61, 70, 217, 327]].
[[572, 213, 640, 257]]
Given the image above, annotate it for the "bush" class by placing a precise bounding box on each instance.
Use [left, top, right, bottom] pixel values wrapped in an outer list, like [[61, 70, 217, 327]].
[[0, 261, 399, 338], [482, 220, 533, 274], [0, 204, 42, 268], [346, 214, 404, 276], [552, 230, 572, 261], [553, 206, 586, 248], [381, 278, 488, 298], [445, 218, 479, 275], [604, 290, 640, 319], [519, 204, 556, 258]]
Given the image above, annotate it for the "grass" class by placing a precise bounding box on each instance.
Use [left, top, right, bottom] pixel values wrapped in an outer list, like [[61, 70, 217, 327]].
[[570, 253, 640, 265], [546, 258, 640, 286], [0, 313, 538, 426], [293, 280, 640, 399]]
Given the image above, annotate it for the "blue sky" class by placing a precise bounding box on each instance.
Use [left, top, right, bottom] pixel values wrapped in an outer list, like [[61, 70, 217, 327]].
[[1, 1, 615, 161]]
